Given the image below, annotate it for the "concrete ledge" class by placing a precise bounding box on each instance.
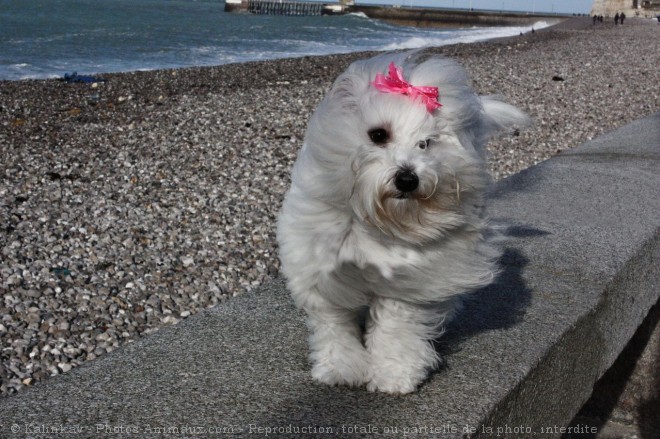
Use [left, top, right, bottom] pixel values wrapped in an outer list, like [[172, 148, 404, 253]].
[[0, 113, 658, 438]]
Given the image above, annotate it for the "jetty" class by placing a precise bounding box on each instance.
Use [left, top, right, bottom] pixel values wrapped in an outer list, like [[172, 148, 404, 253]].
[[348, 4, 568, 27], [224, 0, 345, 16], [224, 0, 570, 25]]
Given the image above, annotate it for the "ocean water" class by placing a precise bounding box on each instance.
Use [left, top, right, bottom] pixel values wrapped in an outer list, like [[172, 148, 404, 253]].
[[0, 0, 550, 80]]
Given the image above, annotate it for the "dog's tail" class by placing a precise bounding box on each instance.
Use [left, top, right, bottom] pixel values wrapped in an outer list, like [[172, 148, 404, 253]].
[[479, 97, 532, 139]]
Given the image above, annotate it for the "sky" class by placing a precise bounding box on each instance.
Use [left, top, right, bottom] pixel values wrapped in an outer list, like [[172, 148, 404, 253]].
[[356, 0, 594, 14]]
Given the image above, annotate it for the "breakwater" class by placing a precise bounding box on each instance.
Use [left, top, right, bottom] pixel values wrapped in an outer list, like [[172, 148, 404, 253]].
[[224, 0, 568, 26], [349, 5, 566, 28]]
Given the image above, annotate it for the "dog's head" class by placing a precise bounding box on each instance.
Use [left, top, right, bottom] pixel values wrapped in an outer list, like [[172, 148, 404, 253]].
[[297, 52, 529, 244]]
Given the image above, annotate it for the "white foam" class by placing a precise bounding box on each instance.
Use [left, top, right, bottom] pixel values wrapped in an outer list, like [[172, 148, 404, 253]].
[[380, 20, 555, 51]]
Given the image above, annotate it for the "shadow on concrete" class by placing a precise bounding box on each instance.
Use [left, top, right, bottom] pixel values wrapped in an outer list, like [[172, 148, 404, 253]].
[[440, 245, 533, 353], [503, 224, 551, 239], [563, 300, 660, 439]]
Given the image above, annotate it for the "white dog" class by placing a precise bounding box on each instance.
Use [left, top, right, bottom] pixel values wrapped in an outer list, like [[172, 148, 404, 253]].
[[277, 51, 528, 394]]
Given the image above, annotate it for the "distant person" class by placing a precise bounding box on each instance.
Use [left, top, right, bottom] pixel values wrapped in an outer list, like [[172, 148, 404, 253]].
[[593, 14, 597, 24], [620, 12, 625, 24], [614, 12, 620, 25]]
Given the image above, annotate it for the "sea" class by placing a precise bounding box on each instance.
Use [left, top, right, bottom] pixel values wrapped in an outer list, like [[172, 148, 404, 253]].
[[0, 0, 551, 81]]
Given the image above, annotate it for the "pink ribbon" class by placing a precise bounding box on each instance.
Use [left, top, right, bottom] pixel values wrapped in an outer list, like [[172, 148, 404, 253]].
[[372, 62, 442, 113]]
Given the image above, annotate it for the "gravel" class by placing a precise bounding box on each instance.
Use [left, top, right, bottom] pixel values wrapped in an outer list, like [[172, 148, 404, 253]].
[[1, 17, 659, 396]]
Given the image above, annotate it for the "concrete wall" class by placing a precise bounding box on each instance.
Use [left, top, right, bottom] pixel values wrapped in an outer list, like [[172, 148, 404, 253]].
[[347, 5, 563, 28]]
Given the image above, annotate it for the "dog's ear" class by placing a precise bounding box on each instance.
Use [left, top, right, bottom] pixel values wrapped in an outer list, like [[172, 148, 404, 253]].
[[328, 73, 369, 111]]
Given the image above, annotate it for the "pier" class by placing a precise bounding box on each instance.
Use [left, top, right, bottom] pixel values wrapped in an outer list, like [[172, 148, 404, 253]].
[[225, 0, 345, 16], [247, 0, 322, 16]]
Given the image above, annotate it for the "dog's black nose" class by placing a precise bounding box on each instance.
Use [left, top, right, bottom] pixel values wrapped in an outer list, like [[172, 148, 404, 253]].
[[394, 169, 419, 193]]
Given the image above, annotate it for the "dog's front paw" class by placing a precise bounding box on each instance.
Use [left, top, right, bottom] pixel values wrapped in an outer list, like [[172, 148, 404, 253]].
[[367, 370, 421, 394], [311, 352, 370, 388]]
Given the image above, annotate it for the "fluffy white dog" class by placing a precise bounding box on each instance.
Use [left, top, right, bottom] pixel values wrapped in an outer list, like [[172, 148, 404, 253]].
[[277, 51, 528, 394]]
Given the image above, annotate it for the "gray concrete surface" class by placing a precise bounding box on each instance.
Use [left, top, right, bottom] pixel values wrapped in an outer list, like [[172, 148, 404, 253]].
[[565, 300, 660, 438], [0, 113, 658, 438]]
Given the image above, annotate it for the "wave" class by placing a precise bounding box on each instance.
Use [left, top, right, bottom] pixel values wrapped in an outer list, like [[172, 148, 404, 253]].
[[380, 20, 554, 51], [347, 12, 369, 19]]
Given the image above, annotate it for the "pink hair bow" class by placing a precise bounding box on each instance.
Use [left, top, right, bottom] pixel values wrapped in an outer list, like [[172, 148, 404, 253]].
[[372, 62, 442, 113]]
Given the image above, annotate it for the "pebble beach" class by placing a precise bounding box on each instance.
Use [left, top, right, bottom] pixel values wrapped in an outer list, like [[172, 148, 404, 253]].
[[1, 17, 659, 396]]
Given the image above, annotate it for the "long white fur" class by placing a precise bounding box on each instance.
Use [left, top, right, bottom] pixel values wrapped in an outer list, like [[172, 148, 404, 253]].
[[277, 51, 529, 394]]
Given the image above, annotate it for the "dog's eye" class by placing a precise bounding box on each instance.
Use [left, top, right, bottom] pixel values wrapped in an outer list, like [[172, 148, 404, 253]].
[[368, 128, 390, 146], [417, 139, 430, 150]]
